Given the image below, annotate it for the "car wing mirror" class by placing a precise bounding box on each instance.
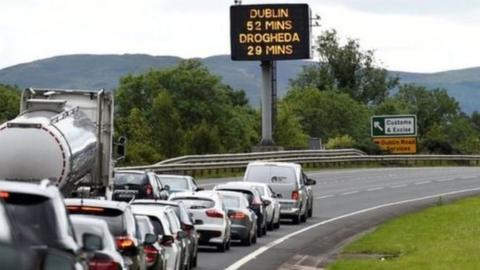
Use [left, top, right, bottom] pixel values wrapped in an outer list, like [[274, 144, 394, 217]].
[[275, 193, 282, 198], [307, 178, 317, 185], [144, 233, 158, 245], [262, 199, 271, 207], [195, 187, 204, 191]]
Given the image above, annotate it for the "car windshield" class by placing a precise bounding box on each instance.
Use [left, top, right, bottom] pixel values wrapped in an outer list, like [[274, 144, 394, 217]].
[[114, 173, 148, 186], [171, 198, 215, 209], [245, 165, 297, 185], [3, 193, 59, 246], [67, 206, 125, 236], [158, 177, 189, 191]]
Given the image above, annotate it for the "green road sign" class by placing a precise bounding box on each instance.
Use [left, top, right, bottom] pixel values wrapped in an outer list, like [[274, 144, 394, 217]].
[[371, 115, 417, 137]]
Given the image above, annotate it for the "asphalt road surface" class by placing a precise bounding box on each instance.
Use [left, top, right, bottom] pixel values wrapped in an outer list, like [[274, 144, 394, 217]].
[[196, 167, 480, 270]]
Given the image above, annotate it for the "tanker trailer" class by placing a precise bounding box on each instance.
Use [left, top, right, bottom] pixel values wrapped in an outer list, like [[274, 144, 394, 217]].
[[0, 88, 117, 196]]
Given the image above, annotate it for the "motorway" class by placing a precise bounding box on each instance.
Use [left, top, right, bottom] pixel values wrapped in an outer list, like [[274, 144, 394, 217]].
[[196, 167, 480, 270]]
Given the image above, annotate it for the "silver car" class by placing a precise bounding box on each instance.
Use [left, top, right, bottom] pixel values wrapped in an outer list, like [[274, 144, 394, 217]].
[[249, 183, 281, 230], [243, 161, 316, 224]]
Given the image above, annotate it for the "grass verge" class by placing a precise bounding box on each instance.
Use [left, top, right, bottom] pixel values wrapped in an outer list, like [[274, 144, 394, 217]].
[[328, 196, 480, 270]]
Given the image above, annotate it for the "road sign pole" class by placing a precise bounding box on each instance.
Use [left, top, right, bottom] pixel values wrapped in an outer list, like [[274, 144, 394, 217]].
[[260, 60, 275, 146]]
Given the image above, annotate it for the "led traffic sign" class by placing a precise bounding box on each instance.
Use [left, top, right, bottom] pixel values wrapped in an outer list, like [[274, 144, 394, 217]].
[[230, 4, 311, 61]]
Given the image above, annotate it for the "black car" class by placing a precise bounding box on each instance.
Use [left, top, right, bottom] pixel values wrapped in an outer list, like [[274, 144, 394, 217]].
[[113, 170, 169, 202]]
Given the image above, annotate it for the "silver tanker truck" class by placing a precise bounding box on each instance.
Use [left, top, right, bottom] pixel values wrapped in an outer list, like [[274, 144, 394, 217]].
[[0, 88, 123, 196]]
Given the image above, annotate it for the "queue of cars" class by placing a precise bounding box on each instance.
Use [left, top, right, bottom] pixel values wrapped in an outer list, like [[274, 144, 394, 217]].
[[0, 161, 316, 270]]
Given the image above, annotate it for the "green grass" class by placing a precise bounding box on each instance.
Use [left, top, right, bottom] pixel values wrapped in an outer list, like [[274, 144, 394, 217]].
[[328, 196, 480, 270]]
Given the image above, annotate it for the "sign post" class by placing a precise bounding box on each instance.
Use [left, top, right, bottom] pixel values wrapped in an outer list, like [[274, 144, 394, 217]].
[[371, 115, 417, 154], [230, 3, 311, 148]]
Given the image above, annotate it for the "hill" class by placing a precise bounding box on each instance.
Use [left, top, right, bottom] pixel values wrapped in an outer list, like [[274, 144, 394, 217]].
[[0, 54, 479, 112]]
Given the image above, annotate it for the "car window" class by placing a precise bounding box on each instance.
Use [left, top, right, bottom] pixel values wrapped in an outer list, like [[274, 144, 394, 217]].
[[191, 178, 199, 190], [171, 198, 215, 209], [114, 173, 148, 186], [253, 185, 266, 196], [245, 165, 297, 185], [147, 216, 165, 236], [67, 206, 125, 236], [222, 195, 241, 209], [148, 173, 160, 192], [3, 193, 59, 246], [158, 177, 189, 191]]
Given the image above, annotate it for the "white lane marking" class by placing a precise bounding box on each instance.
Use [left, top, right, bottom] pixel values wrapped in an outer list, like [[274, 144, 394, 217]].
[[342, 190, 359, 195], [391, 184, 407, 188], [224, 187, 480, 270], [415, 181, 431, 185], [437, 178, 454, 182], [316, 195, 334, 200], [367, 187, 384, 192]]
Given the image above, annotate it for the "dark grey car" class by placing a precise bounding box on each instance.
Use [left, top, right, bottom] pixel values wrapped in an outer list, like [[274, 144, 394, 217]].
[[216, 191, 257, 246]]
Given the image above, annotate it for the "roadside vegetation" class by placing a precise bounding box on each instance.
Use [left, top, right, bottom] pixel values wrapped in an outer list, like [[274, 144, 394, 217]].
[[1, 24, 480, 166], [328, 196, 480, 270]]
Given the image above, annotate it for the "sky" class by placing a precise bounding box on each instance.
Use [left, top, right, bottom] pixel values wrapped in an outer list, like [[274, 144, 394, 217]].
[[0, 0, 479, 72]]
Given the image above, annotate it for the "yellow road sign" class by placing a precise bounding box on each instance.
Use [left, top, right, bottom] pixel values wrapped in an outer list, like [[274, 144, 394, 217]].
[[373, 137, 417, 154]]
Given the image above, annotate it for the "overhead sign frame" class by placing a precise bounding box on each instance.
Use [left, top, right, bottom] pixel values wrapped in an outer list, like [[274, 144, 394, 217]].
[[371, 115, 417, 138], [230, 3, 312, 61]]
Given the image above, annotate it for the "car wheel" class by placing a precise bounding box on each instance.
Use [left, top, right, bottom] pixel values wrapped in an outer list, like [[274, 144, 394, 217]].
[[267, 219, 274, 231], [184, 261, 191, 270], [190, 254, 197, 268], [226, 238, 231, 250], [241, 232, 252, 246], [301, 209, 307, 223], [274, 219, 280, 229], [292, 212, 301, 224], [217, 241, 227, 252], [308, 204, 313, 218]]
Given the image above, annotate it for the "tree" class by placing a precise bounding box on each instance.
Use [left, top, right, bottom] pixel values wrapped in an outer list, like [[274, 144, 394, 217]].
[[290, 29, 398, 105], [274, 102, 308, 149], [114, 60, 258, 162], [149, 91, 184, 158], [394, 84, 460, 137], [0, 84, 20, 123], [183, 120, 223, 155], [283, 87, 370, 142], [119, 108, 161, 165]]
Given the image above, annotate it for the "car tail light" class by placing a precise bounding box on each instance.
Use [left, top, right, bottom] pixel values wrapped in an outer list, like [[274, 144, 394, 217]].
[[145, 184, 153, 197], [291, 190, 300, 201], [206, 209, 224, 218], [143, 245, 158, 266], [0, 191, 9, 199], [115, 236, 135, 250], [88, 255, 118, 270], [229, 211, 246, 220]]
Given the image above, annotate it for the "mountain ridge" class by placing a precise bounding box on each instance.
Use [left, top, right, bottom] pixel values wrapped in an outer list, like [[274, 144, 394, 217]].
[[0, 54, 478, 112]]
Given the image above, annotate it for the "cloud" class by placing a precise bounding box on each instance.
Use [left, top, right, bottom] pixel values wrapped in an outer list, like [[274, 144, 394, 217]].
[[319, 0, 480, 16]]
